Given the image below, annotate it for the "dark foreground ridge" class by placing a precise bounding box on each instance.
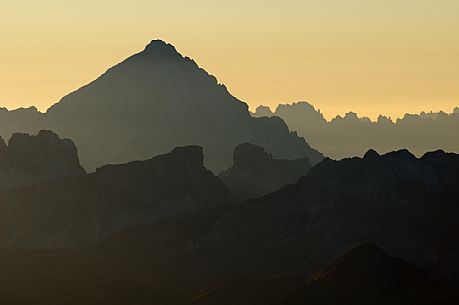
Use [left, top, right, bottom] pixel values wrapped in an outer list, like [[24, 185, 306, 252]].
[[208, 148, 459, 280], [0, 144, 458, 304], [191, 244, 459, 305]]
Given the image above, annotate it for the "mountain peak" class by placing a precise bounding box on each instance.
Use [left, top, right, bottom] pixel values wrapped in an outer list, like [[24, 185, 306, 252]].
[[364, 149, 380, 160], [0, 130, 86, 190], [169, 145, 204, 167], [221, 143, 311, 199], [233, 143, 271, 165], [143, 39, 181, 58], [383, 149, 416, 162]]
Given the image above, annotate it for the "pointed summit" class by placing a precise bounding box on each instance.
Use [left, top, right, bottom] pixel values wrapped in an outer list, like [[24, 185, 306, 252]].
[[43, 39, 323, 171], [363, 149, 380, 160], [143, 39, 181, 58]]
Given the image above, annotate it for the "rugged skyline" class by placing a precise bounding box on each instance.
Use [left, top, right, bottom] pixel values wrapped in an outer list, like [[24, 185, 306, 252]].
[[0, 40, 323, 172], [254, 102, 459, 159], [2, 3, 459, 304], [2, 0, 459, 119]]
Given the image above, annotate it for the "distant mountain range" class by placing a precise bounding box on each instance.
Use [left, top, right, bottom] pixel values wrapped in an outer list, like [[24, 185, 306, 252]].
[[253, 102, 459, 160], [0, 40, 323, 172]]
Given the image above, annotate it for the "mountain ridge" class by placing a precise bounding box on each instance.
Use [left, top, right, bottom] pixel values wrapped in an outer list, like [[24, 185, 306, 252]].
[[0, 130, 86, 190], [0, 40, 323, 172], [0, 144, 233, 249], [220, 143, 311, 199], [253, 102, 459, 160]]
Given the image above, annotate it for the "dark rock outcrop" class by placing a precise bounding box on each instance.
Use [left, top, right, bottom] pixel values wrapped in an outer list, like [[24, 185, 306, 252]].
[[0, 145, 233, 249], [0, 130, 86, 190], [209, 149, 459, 280], [220, 143, 311, 199], [0, 148, 458, 304]]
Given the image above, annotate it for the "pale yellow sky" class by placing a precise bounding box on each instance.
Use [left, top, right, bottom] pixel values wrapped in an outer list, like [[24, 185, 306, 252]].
[[1, 0, 458, 120]]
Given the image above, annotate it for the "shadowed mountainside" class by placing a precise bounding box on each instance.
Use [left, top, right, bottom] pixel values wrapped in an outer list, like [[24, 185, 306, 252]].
[[0, 145, 233, 249], [0, 240, 456, 305], [191, 244, 459, 305], [208, 149, 459, 281], [0, 107, 44, 139], [0, 130, 86, 190], [253, 102, 459, 160], [219, 143, 311, 199], [0, 41, 323, 172], [0, 145, 458, 304]]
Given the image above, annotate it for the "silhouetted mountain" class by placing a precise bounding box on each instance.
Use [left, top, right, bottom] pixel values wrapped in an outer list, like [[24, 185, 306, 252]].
[[0, 41, 323, 171], [252, 105, 274, 118], [191, 244, 459, 305], [0, 146, 458, 304], [208, 149, 459, 280], [0, 145, 233, 249], [284, 243, 459, 305], [253, 102, 459, 160], [219, 143, 311, 199], [0, 130, 85, 190], [0, 221, 205, 305], [0, 107, 44, 139]]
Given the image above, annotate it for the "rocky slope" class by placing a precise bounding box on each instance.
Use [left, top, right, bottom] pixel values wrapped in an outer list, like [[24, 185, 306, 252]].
[[0, 130, 86, 190], [0, 147, 458, 304], [0, 145, 233, 249], [208, 149, 459, 280], [192, 244, 459, 305], [220, 143, 311, 199], [253, 102, 459, 160]]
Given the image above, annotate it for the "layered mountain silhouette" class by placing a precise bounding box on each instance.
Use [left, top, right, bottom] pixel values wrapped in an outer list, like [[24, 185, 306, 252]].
[[253, 102, 459, 160], [0, 141, 458, 304], [0, 144, 232, 249], [2, 37, 458, 305], [0, 41, 323, 172], [220, 143, 311, 199], [1, 237, 456, 305], [0, 130, 85, 190], [0, 107, 44, 139], [208, 149, 459, 281]]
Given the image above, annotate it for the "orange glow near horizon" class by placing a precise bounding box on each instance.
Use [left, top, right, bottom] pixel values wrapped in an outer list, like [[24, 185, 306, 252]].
[[1, 0, 458, 120]]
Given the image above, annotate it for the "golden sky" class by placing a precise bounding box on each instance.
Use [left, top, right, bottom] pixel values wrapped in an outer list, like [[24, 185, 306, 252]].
[[1, 0, 458, 120]]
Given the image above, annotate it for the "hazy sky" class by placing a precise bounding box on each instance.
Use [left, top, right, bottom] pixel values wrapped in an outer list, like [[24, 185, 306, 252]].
[[1, 0, 458, 119]]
